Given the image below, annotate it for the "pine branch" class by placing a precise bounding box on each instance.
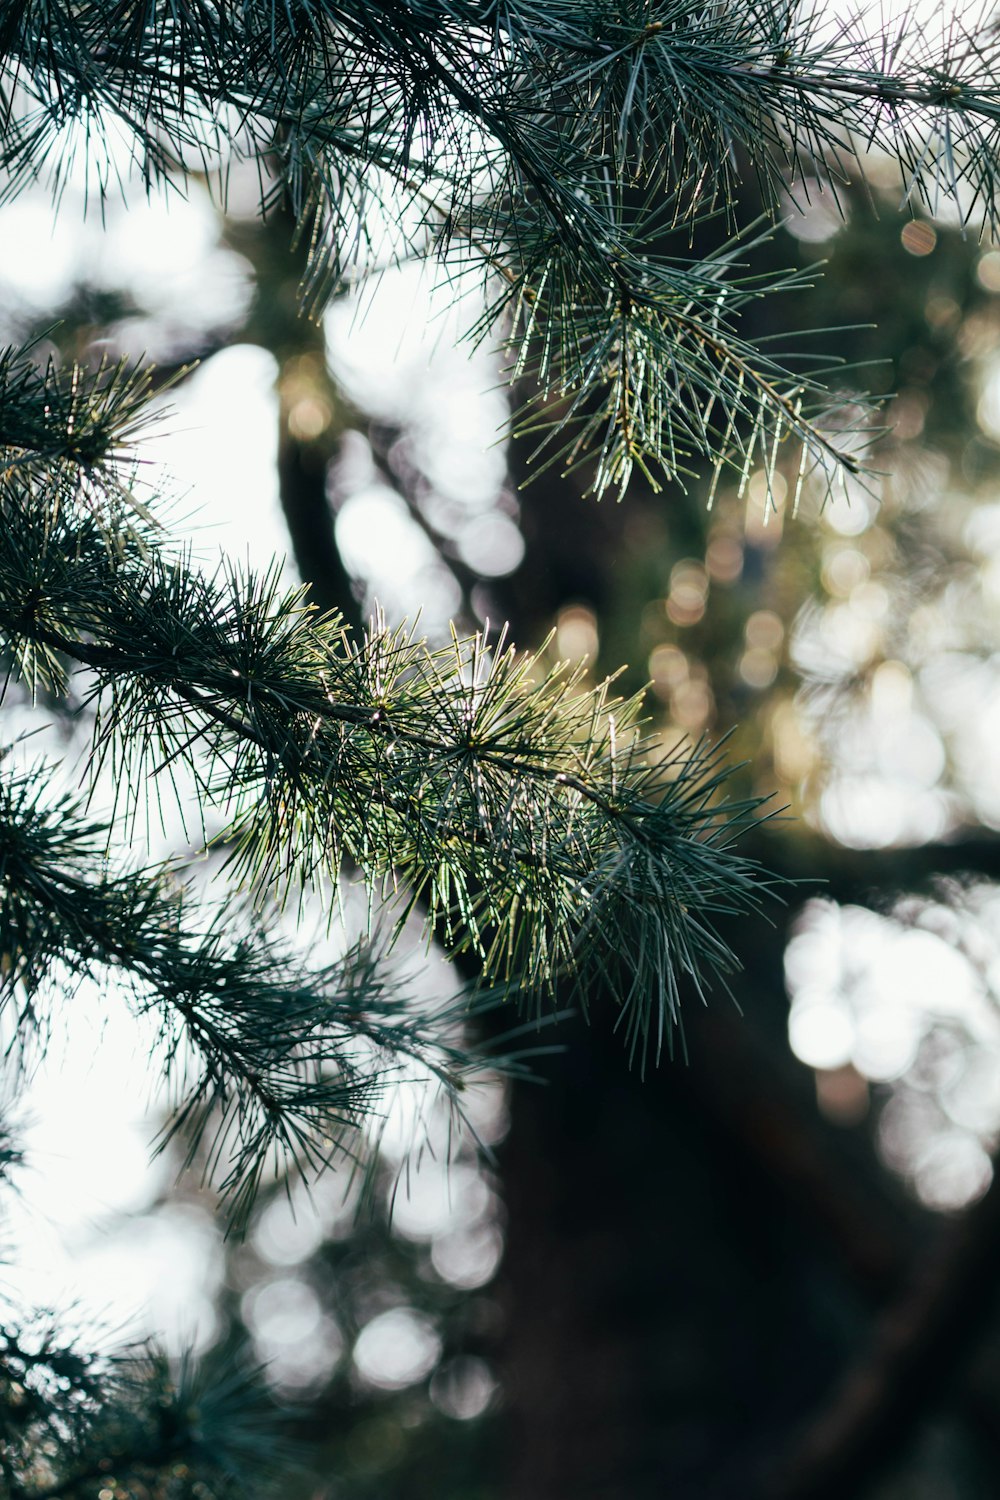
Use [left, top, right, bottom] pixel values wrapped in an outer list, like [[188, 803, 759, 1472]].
[[0, 754, 525, 1221], [8, 2, 997, 497], [0, 345, 775, 1066], [1, 1325, 297, 1500], [0, 499, 772, 1066], [0, 342, 158, 474]]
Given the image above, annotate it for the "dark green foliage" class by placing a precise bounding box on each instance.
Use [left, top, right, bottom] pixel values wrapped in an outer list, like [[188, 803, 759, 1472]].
[[0, 348, 770, 1066], [0, 1325, 297, 1499], [0, 340, 160, 473], [4, 1, 998, 497]]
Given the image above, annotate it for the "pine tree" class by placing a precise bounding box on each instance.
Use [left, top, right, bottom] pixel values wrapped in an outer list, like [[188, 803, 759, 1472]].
[[3, 1, 1000, 1494]]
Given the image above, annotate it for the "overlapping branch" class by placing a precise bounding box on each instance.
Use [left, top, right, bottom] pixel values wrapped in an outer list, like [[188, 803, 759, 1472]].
[[0, 347, 773, 1069], [5, 2, 991, 497]]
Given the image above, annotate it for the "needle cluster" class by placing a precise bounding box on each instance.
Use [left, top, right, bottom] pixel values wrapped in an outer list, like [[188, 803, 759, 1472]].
[[0, 347, 771, 1070], [1, 1324, 295, 1500], [5, 3, 997, 496]]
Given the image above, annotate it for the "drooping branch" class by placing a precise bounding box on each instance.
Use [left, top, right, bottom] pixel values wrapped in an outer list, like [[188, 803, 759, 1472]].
[[9, 1, 987, 496], [0, 344, 775, 1065]]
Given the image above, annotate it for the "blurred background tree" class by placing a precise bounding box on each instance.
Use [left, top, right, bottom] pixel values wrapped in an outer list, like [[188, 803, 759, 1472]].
[[8, 3, 1000, 1498]]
